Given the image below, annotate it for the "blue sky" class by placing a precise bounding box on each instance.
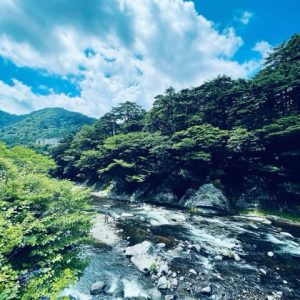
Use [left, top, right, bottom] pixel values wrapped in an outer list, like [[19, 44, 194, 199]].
[[0, 0, 298, 117]]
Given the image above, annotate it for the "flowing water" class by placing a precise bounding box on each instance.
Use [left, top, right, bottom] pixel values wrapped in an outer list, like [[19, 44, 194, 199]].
[[63, 197, 300, 300]]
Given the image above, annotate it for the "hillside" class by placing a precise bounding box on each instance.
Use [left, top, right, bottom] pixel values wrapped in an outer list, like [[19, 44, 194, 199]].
[[0, 107, 95, 146], [0, 110, 23, 128]]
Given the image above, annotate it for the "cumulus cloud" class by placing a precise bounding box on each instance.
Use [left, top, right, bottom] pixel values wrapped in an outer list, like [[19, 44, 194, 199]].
[[0, 0, 266, 117]]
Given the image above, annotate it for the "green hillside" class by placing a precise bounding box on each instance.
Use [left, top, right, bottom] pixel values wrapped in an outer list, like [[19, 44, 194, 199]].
[[0, 107, 95, 146], [0, 110, 22, 128]]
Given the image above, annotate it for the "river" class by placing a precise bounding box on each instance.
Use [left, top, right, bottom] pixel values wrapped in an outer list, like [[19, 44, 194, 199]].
[[62, 196, 300, 300]]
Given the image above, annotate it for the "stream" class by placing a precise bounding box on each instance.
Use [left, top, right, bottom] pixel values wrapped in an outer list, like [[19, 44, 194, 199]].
[[62, 197, 300, 300]]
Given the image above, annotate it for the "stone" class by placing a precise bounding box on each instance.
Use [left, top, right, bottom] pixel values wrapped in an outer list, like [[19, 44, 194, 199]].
[[189, 269, 197, 275], [179, 276, 185, 281], [157, 276, 170, 290], [171, 272, 177, 278], [125, 241, 157, 274], [158, 263, 169, 275], [90, 281, 106, 295], [214, 255, 223, 261], [172, 278, 179, 288], [183, 184, 233, 215], [200, 285, 212, 296], [267, 251, 274, 257], [157, 243, 166, 248]]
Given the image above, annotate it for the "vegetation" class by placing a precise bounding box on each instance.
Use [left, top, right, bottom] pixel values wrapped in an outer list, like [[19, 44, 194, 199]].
[[0, 144, 92, 299], [51, 34, 300, 211], [0, 107, 95, 149], [0, 111, 22, 128]]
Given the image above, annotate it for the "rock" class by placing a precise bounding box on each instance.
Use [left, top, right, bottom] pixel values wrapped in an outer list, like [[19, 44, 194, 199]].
[[259, 268, 267, 275], [283, 280, 288, 284], [90, 281, 106, 295], [266, 296, 274, 300], [125, 241, 153, 257], [200, 285, 212, 296], [183, 184, 233, 215], [179, 276, 185, 281], [158, 263, 169, 275], [189, 269, 197, 275], [157, 276, 170, 290], [172, 278, 179, 288], [157, 243, 166, 248], [171, 272, 177, 278], [280, 232, 293, 238], [125, 241, 157, 274], [267, 251, 274, 257], [214, 255, 223, 261]]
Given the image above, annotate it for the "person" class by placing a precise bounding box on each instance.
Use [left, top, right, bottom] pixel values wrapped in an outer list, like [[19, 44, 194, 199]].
[[104, 214, 108, 223]]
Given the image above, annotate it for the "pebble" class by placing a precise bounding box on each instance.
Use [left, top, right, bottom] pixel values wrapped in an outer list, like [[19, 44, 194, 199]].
[[189, 269, 197, 275], [283, 280, 288, 284], [157, 243, 166, 248], [267, 251, 274, 257], [214, 255, 223, 261], [179, 276, 185, 281]]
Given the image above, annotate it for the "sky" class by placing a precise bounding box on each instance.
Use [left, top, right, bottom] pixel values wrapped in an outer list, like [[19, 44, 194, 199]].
[[0, 0, 299, 117]]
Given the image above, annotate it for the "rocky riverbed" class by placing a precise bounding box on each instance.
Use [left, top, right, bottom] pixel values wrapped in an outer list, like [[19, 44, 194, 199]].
[[62, 196, 300, 300]]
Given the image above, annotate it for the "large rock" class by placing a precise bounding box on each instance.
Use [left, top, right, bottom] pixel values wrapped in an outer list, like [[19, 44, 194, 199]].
[[184, 184, 232, 214], [90, 281, 106, 295], [125, 241, 157, 274]]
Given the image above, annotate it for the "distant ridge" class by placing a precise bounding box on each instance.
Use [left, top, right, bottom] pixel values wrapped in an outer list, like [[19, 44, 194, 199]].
[[0, 107, 95, 146]]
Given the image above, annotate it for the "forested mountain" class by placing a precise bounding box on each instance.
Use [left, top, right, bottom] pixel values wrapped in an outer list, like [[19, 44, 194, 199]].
[[52, 34, 300, 212], [0, 110, 23, 128], [0, 107, 95, 147]]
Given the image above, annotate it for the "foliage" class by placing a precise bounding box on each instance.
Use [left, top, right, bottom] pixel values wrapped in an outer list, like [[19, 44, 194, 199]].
[[0, 144, 92, 299], [51, 34, 300, 207]]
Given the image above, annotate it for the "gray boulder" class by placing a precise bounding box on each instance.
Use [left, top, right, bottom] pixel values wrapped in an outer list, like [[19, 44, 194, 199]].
[[125, 241, 157, 274], [184, 184, 232, 214], [90, 281, 106, 295]]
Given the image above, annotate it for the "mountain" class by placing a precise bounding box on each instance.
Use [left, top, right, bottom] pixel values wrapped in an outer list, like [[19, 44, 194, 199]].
[[0, 107, 95, 146], [0, 110, 23, 128]]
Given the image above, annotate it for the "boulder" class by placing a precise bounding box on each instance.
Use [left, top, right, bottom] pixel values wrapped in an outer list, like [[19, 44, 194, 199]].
[[125, 241, 157, 274], [157, 276, 170, 290], [184, 184, 232, 215], [90, 281, 106, 295]]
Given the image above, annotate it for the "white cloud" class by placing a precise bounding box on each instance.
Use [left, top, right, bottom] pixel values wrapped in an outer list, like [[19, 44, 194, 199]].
[[0, 0, 266, 117], [253, 40, 272, 58], [236, 11, 253, 25]]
